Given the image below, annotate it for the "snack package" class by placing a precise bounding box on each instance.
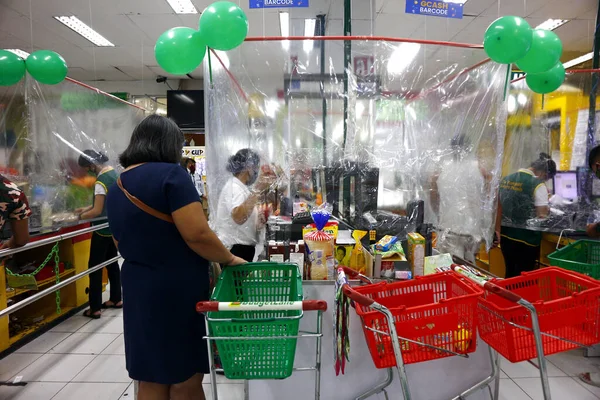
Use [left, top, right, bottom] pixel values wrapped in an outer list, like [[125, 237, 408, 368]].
[[349, 230, 367, 274], [304, 204, 335, 280], [302, 221, 339, 239], [375, 235, 398, 252]]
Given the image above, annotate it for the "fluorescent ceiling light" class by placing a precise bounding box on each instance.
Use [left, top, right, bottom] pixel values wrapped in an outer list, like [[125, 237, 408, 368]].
[[507, 95, 516, 113], [387, 43, 421, 75], [279, 12, 290, 37], [517, 93, 528, 106], [304, 18, 316, 37], [535, 19, 568, 31], [304, 19, 316, 53], [563, 52, 593, 69], [5, 49, 29, 59], [280, 12, 290, 50], [54, 16, 114, 47], [165, 0, 198, 14]]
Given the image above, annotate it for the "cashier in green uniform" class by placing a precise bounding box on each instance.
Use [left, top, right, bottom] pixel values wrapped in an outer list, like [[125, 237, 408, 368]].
[[499, 153, 557, 278], [586, 145, 600, 237]]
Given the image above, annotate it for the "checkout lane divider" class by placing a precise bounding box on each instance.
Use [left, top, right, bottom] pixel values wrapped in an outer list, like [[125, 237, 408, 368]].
[[0, 222, 119, 318]]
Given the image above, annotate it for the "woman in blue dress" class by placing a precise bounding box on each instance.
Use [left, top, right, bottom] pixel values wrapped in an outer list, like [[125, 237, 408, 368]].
[[106, 115, 246, 400]]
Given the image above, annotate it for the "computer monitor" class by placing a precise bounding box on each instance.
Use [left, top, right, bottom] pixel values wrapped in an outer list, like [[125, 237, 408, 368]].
[[554, 171, 578, 200]]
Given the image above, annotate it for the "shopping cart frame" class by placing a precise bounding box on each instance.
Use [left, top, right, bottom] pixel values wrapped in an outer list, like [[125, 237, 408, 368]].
[[196, 299, 328, 400], [453, 265, 600, 400], [338, 267, 501, 400]]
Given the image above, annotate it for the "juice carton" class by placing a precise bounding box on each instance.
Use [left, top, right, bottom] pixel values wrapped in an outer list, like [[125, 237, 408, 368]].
[[407, 232, 425, 277]]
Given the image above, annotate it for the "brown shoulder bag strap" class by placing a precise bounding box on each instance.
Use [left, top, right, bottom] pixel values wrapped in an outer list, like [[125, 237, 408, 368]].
[[117, 178, 174, 224]]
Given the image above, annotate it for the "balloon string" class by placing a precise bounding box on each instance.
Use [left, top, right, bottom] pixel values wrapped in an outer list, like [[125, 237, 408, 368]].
[[208, 48, 213, 86]]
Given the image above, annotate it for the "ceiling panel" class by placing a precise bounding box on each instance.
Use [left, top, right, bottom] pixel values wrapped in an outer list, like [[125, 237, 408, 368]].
[[127, 14, 183, 42], [480, 0, 547, 17], [114, 66, 156, 80], [528, 0, 597, 20], [94, 68, 135, 81], [375, 14, 424, 38], [90, 47, 141, 66], [79, 14, 148, 47], [463, 0, 497, 16]]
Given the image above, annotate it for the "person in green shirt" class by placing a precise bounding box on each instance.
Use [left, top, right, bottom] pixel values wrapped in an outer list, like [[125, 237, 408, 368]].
[[75, 150, 122, 319], [586, 145, 600, 237], [499, 153, 557, 278]]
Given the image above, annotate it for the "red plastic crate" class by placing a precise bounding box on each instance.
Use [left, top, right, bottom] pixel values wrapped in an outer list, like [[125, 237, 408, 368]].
[[352, 272, 482, 368], [477, 267, 600, 363]]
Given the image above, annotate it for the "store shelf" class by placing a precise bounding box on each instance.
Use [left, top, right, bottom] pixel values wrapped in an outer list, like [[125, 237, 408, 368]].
[[9, 306, 75, 345], [6, 269, 75, 299]]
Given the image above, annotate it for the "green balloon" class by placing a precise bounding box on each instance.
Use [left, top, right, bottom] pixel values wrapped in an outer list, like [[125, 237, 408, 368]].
[[198, 1, 248, 51], [526, 63, 565, 94], [516, 29, 562, 73], [155, 27, 206, 75], [483, 16, 533, 64], [26, 50, 68, 85], [0, 50, 26, 86]]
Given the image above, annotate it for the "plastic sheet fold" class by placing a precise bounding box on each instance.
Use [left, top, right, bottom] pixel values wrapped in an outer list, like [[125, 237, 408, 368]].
[[0, 77, 144, 232], [204, 39, 509, 254]]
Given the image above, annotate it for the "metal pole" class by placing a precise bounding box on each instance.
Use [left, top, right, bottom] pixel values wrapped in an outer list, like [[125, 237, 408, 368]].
[[314, 310, 323, 400], [0, 255, 121, 318], [318, 14, 327, 168], [342, 0, 351, 151], [585, 0, 600, 201], [520, 300, 552, 400], [0, 223, 109, 258]]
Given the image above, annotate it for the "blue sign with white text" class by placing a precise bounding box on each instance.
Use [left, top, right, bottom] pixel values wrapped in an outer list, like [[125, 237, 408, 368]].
[[251, 0, 308, 8], [405, 0, 463, 19]]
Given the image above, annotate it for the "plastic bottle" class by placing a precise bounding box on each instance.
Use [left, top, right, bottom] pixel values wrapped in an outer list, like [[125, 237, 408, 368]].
[[41, 201, 52, 228]]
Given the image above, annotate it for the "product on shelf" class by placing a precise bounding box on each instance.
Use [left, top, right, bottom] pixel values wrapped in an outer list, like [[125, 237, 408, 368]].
[[304, 204, 335, 280]]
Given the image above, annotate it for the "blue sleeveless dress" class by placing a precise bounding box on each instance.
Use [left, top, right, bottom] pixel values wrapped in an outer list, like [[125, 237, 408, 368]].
[[106, 163, 209, 384]]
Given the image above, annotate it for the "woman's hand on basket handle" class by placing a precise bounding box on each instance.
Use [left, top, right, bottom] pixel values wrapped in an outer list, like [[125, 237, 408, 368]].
[[226, 255, 247, 267]]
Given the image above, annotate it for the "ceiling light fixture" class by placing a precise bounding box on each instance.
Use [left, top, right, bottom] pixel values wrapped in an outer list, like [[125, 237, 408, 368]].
[[54, 16, 114, 47], [387, 43, 421, 75], [5, 49, 30, 59], [280, 12, 290, 51], [563, 52, 593, 69], [535, 19, 568, 31], [165, 0, 198, 14], [304, 18, 316, 53]]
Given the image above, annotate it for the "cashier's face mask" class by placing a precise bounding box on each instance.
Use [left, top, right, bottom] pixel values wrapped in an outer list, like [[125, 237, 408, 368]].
[[247, 167, 259, 186]]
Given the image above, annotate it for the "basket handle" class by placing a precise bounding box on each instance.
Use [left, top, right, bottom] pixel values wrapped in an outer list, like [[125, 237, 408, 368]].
[[196, 300, 327, 313], [539, 266, 597, 284], [340, 266, 374, 284], [483, 282, 522, 304]]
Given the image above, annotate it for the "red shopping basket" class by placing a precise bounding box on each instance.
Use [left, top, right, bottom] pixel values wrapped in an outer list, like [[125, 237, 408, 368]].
[[477, 267, 600, 363], [352, 272, 482, 368]]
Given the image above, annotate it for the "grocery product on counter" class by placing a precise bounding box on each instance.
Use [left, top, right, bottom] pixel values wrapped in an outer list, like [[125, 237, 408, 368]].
[[424, 253, 454, 275], [304, 204, 335, 280], [407, 233, 425, 276], [349, 230, 373, 277], [375, 235, 398, 252], [395, 270, 412, 280]]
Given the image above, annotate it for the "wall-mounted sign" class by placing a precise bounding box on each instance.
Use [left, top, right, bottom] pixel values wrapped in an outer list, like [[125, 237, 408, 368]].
[[354, 56, 375, 77], [405, 0, 463, 19], [250, 0, 308, 9]]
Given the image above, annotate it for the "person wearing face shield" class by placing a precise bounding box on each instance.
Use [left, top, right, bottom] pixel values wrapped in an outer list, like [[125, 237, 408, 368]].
[[430, 134, 486, 263], [499, 153, 557, 278], [214, 149, 274, 262], [75, 149, 122, 319]]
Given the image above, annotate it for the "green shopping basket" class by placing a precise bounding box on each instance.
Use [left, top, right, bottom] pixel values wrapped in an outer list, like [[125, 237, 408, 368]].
[[548, 240, 600, 279], [206, 262, 303, 380]]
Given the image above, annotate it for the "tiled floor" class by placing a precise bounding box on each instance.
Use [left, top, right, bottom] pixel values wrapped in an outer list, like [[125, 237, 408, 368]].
[[0, 307, 243, 400], [1, 307, 600, 399]]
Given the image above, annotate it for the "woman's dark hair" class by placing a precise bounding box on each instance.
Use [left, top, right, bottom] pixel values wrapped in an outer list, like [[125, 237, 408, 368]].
[[78, 150, 109, 168], [226, 148, 260, 175], [530, 152, 557, 179], [119, 115, 184, 168]]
